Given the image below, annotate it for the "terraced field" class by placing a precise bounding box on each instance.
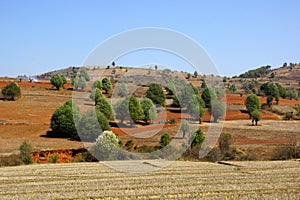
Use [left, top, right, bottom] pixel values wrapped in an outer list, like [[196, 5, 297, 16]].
[[0, 160, 299, 199]]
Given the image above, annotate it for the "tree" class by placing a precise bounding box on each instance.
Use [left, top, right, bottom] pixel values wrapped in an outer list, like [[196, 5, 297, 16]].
[[187, 95, 205, 124], [160, 134, 171, 147], [201, 86, 217, 108], [251, 109, 262, 126], [140, 98, 157, 124], [245, 94, 260, 118], [79, 67, 90, 81], [275, 83, 286, 99], [50, 100, 81, 139], [92, 80, 102, 90], [96, 97, 113, 120], [90, 88, 103, 106], [102, 77, 112, 94], [73, 76, 87, 90], [180, 120, 191, 138], [286, 88, 299, 100], [145, 83, 166, 107], [154, 65, 158, 70], [193, 71, 198, 77], [77, 109, 110, 141], [260, 82, 279, 106], [128, 96, 144, 126], [50, 74, 67, 90], [91, 131, 120, 161], [112, 61, 116, 66], [1, 82, 21, 100], [191, 129, 205, 148], [117, 83, 129, 97], [229, 84, 237, 93], [114, 97, 130, 124], [210, 100, 225, 123]]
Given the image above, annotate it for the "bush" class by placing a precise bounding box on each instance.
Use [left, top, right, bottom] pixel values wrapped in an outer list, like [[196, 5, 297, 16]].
[[20, 141, 33, 165], [49, 154, 59, 163], [1, 82, 21, 100], [102, 77, 112, 94], [219, 133, 232, 154], [210, 100, 226, 123], [124, 140, 134, 150], [271, 144, 300, 160], [283, 112, 294, 120], [0, 154, 23, 167], [191, 129, 205, 148], [160, 134, 171, 147]]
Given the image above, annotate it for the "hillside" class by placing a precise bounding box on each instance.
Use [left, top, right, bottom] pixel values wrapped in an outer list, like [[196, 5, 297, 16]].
[[0, 160, 299, 199]]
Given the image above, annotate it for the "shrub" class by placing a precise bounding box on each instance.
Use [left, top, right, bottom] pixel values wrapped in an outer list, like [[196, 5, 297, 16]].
[[1, 82, 21, 100], [0, 154, 23, 167], [49, 153, 59, 163], [191, 129, 205, 148], [90, 88, 103, 105], [219, 133, 232, 154], [125, 140, 134, 150], [160, 134, 171, 147], [102, 77, 112, 94], [117, 83, 129, 97], [114, 97, 130, 124], [20, 141, 33, 165], [283, 112, 294, 120]]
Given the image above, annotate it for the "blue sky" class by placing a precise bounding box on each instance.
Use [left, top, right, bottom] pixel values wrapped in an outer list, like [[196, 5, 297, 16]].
[[0, 0, 299, 77]]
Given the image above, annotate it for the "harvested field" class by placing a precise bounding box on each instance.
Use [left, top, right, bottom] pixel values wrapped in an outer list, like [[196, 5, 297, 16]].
[[0, 160, 299, 199]]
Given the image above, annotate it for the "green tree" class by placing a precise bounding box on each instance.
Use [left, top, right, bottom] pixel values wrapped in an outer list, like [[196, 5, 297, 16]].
[[191, 129, 205, 149], [251, 109, 262, 126], [79, 67, 90, 81], [201, 86, 217, 108], [91, 131, 120, 161], [245, 94, 260, 118], [1, 82, 21, 100], [187, 95, 205, 124], [160, 134, 171, 147], [229, 84, 237, 93], [145, 83, 166, 106], [260, 82, 279, 106], [114, 97, 130, 124], [96, 97, 113, 120], [117, 82, 129, 97], [72, 76, 87, 90], [77, 109, 110, 141], [92, 80, 102, 90], [90, 88, 103, 106], [50, 100, 81, 139], [129, 96, 144, 126], [102, 77, 112, 94], [50, 74, 67, 90], [140, 97, 157, 124], [275, 83, 286, 99], [180, 120, 191, 138], [210, 100, 225, 123], [193, 71, 198, 77], [286, 88, 299, 100]]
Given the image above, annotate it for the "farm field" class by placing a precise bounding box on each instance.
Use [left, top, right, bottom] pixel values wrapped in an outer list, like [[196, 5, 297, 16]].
[[0, 160, 299, 199], [0, 79, 299, 161]]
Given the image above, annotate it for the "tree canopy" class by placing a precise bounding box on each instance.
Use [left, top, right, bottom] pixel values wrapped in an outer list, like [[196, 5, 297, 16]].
[[245, 94, 260, 118], [145, 83, 166, 107], [95, 97, 114, 120], [102, 78, 112, 94], [140, 97, 157, 124], [50, 100, 81, 140], [210, 100, 225, 123], [50, 74, 67, 90], [201, 86, 217, 108], [128, 96, 144, 126]]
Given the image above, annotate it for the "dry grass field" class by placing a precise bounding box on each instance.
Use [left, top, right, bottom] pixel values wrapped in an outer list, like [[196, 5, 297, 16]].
[[0, 160, 299, 199]]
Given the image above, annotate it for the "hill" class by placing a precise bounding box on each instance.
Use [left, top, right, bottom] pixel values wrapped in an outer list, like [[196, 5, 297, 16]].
[[0, 160, 299, 199]]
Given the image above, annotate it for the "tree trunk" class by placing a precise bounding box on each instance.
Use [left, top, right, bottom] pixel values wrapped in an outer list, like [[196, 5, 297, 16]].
[[255, 119, 258, 126], [199, 118, 202, 124]]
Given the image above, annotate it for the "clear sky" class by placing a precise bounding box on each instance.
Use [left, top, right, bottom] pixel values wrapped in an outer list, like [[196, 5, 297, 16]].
[[0, 0, 299, 77]]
